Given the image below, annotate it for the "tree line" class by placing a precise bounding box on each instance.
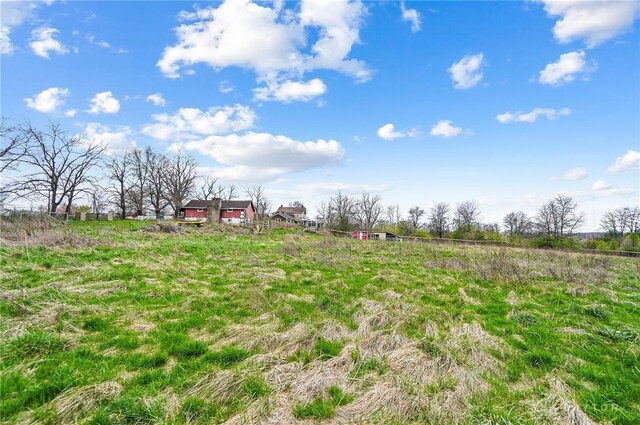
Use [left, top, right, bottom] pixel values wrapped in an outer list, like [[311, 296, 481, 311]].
[[314, 190, 639, 251], [0, 120, 271, 220]]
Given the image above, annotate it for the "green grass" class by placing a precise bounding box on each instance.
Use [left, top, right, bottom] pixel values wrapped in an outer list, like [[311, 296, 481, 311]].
[[0, 220, 639, 424]]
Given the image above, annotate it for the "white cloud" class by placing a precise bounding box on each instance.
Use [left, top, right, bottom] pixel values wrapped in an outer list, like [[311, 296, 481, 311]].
[[146, 93, 166, 107], [253, 78, 327, 102], [84, 123, 136, 154], [24, 87, 69, 113], [552, 167, 589, 181], [429, 120, 465, 138], [607, 150, 640, 173], [377, 123, 403, 141], [157, 0, 370, 91], [88, 91, 120, 114], [592, 180, 612, 191], [539, 0, 640, 47], [1, 1, 38, 55], [181, 132, 345, 182], [86, 33, 110, 48], [400, 2, 421, 33], [448, 53, 484, 89], [496, 107, 571, 123], [29, 27, 68, 59], [294, 181, 390, 194], [219, 80, 235, 93], [141, 104, 256, 141], [538, 51, 595, 86], [64, 109, 76, 117]]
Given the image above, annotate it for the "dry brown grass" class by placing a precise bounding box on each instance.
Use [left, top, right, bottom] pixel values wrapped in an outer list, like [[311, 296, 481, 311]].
[[52, 381, 122, 423]]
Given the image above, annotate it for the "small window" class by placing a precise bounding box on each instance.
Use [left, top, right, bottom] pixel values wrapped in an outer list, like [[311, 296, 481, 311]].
[[197, 208, 204, 212], [227, 209, 233, 212]]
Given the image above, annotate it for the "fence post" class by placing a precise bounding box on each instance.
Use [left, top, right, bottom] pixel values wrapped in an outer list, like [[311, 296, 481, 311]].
[[80, 212, 86, 221], [107, 212, 114, 221]]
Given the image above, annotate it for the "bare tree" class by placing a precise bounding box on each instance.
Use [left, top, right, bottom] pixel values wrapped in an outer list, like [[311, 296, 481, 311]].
[[245, 185, 270, 221], [198, 176, 219, 200], [328, 191, 356, 231], [355, 191, 383, 231], [408, 206, 425, 230], [226, 184, 238, 200], [503, 211, 532, 237], [90, 183, 109, 219], [127, 148, 152, 216], [600, 206, 640, 237], [146, 149, 170, 218], [10, 121, 104, 213], [289, 200, 305, 209], [535, 195, 585, 237], [385, 205, 399, 226], [316, 200, 332, 226], [454, 200, 481, 232], [163, 152, 198, 218], [0, 118, 28, 175], [106, 152, 131, 219], [427, 202, 450, 238]]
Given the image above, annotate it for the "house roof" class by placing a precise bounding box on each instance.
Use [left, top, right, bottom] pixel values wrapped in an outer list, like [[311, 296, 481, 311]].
[[272, 211, 295, 220], [221, 200, 253, 209], [277, 206, 306, 214], [183, 199, 216, 209]]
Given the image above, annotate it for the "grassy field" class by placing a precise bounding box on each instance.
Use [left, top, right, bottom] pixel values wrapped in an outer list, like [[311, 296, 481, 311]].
[[1, 220, 639, 424]]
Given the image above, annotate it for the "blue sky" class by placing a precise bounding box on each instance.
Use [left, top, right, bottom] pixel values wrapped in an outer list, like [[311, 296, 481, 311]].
[[2, 0, 639, 230]]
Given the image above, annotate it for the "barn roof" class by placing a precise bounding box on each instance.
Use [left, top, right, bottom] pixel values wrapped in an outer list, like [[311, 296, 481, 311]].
[[183, 200, 215, 209], [221, 200, 253, 209]]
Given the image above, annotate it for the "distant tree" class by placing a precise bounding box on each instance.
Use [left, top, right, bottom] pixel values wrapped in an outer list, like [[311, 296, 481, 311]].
[[534, 195, 585, 237], [163, 152, 198, 218], [355, 191, 384, 231], [146, 149, 170, 217], [316, 200, 332, 225], [90, 183, 109, 219], [408, 206, 425, 230], [289, 200, 305, 209], [427, 202, 450, 238], [226, 184, 237, 200], [9, 121, 104, 213], [503, 211, 532, 237], [245, 185, 270, 221], [328, 191, 356, 231], [127, 148, 152, 216], [0, 118, 27, 176], [453, 200, 481, 232], [386, 204, 400, 226], [197, 176, 220, 200], [600, 206, 640, 237], [106, 152, 131, 219]]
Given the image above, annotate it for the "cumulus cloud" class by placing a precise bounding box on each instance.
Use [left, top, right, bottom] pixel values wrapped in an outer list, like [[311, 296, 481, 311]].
[[157, 0, 370, 99], [539, 0, 640, 47], [538, 51, 595, 86], [400, 2, 421, 33], [1, 1, 38, 54], [88, 91, 120, 114], [24, 87, 69, 113], [591, 180, 612, 191], [376, 123, 419, 141], [253, 78, 327, 102], [552, 167, 588, 181], [496, 107, 571, 123], [64, 109, 77, 117], [30, 27, 68, 58], [181, 132, 345, 182], [429, 120, 465, 138], [84, 123, 136, 153], [448, 53, 484, 89], [141, 104, 256, 141], [607, 150, 640, 174], [146, 93, 166, 107]]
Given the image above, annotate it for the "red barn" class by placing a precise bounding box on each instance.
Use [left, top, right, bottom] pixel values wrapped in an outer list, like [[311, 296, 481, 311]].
[[220, 200, 255, 224], [180, 199, 255, 224]]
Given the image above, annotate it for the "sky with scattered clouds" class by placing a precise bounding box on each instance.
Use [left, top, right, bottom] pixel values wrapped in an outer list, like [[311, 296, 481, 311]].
[[2, 0, 639, 230]]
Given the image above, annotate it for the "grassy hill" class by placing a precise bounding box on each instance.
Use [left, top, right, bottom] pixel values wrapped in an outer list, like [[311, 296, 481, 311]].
[[1, 220, 638, 424]]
